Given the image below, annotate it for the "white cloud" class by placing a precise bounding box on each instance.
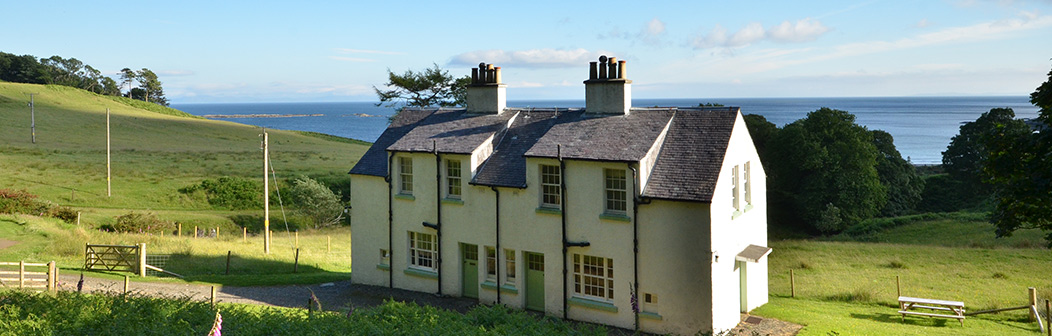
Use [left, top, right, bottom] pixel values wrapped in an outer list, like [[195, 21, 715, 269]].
[[450, 48, 607, 68], [511, 81, 545, 88], [915, 18, 932, 28], [767, 18, 831, 43], [329, 56, 377, 63], [692, 18, 831, 50], [334, 48, 405, 55]]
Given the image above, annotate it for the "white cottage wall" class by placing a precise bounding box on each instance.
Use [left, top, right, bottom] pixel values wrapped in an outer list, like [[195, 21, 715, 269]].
[[350, 174, 390, 287]]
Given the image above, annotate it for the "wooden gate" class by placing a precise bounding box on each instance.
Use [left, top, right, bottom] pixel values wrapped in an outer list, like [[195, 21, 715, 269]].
[[0, 261, 57, 291], [85, 244, 145, 276]]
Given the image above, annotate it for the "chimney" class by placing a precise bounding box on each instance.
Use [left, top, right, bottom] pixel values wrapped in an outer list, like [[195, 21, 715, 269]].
[[466, 62, 507, 114], [584, 55, 631, 115]]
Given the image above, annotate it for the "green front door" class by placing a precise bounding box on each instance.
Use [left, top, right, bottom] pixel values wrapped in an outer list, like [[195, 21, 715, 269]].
[[525, 252, 545, 311], [462, 244, 479, 299]]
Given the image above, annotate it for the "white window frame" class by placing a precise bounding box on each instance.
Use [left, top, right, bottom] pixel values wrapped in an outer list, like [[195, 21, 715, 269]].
[[731, 164, 740, 211], [573, 254, 614, 301], [379, 248, 390, 266], [504, 248, 516, 283], [407, 231, 435, 271], [604, 169, 627, 215], [446, 159, 462, 199], [485, 246, 497, 280], [540, 164, 561, 209], [399, 156, 413, 195], [744, 161, 752, 207]]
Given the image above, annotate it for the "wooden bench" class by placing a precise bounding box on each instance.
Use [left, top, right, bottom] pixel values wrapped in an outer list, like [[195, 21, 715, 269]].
[[898, 296, 965, 326]]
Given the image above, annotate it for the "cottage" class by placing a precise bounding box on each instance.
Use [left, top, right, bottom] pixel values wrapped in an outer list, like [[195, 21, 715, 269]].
[[349, 56, 770, 335]]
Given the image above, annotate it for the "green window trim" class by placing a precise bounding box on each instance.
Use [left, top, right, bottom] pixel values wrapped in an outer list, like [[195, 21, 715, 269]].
[[394, 194, 416, 201], [535, 207, 562, 215], [743, 204, 754, 213], [599, 213, 631, 222], [480, 281, 520, 294], [377, 263, 390, 271], [639, 311, 663, 321], [404, 267, 438, 279], [442, 198, 464, 205], [731, 209, 742, 219], [568, 296, 618, 313]]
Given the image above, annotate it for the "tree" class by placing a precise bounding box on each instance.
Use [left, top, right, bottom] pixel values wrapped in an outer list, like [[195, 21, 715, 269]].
[[986, 64, 1052, 246], [942, 108, 1029, 208], [374, 63, 468, 109], [136, 68, 167, 106], [743, 114, 778, 166], [767, 108, 886, 233], [100, 77, 121, 96], [286, 177, 344, 229], [870, 130, 924, 216], [119, 68, 136, 97]]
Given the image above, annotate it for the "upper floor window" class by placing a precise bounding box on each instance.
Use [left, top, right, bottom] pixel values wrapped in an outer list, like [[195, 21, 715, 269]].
[[540, 164, 561, 208], [604, 169, 627, 215], [399, 157, 413, 194], [446, 159, 462, 199], [744, 161, 752, 207], [408, 231, 435, 271], [731, 164, 740, 211]]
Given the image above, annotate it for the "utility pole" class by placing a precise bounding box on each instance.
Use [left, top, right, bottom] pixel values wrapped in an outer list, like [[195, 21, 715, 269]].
[[26, 93, 38, 143], [262, 129, 271, 254], [106, 108, 111, 197]]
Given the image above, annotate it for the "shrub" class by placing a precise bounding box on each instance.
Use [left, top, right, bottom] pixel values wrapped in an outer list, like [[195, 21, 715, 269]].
[[181, 176, 262, 210], [48, 206, 79, 223], [101, 212, 171, 234], [286, 176, 344, 229], [0, 188, 48, 215]]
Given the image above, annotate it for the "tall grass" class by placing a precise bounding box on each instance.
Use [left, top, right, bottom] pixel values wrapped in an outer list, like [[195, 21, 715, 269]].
[[0, 290, 608, 336]]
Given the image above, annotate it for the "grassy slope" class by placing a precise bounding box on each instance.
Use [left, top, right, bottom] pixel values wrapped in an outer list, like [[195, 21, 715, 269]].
[[759, 218, 1051, 336], [0, 82, 369, 224]]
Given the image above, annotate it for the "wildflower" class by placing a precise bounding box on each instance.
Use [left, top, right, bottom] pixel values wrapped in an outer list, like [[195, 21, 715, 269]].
[[208, 310, 222, 336]]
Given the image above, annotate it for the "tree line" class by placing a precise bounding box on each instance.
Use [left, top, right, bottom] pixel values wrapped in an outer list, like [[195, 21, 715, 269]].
[[0, 51, 169, 106]]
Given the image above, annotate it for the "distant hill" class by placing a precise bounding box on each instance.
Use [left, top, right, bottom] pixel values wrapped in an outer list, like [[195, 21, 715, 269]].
[[0, 81, 369, 210]]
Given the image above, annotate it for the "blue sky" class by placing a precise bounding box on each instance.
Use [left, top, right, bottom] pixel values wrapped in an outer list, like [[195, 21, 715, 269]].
[[3, 0, 1051, 103]]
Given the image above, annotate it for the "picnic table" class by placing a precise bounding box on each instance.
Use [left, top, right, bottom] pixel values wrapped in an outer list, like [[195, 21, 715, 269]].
[[898, 296, 965, 326]]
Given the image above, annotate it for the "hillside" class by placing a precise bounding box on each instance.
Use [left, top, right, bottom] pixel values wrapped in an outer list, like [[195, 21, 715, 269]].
[[0, 82, 370, 212]]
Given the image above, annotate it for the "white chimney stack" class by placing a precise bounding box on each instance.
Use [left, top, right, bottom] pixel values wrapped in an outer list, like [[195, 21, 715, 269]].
[[584, 55, 631, 115], [466, 62, 507, 114]]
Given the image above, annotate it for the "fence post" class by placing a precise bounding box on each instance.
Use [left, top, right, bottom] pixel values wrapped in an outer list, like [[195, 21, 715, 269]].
[[790, 269, 795, 298], [210, 286, 216, 308], [896, 275, 900, 298], [1045, 299, 1050, 336], [47, 261, 56, 292], [19, 260, 25, 289], [77, 211, 81, 226], [216, 226, 220, 238], [138, 243, 147, 277], [327, 235, 331, 253], [294, 248, 300, 273], [177, 223, 182, 237], [225, 251, 231, 275], [194, 226, 198, 238], [295, 231, 299, 249], [243, 227, 247, 243], [1030, 287, 1038, 321], [124, 275, 129, 293]]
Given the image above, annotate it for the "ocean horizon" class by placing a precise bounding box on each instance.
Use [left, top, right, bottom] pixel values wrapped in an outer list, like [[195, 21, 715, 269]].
[[173, 96, 1040, 165]]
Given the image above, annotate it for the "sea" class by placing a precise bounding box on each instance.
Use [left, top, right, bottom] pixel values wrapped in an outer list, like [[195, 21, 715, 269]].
[[172, 97, 1040, 165]]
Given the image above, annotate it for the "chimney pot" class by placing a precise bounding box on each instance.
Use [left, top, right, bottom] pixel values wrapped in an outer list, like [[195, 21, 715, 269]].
[[471, 68, 479, 84], [589, 62, 598, 80], [618, 60, 627, 79], [494, 67, 502, 83], [584, 55, 631, 115]]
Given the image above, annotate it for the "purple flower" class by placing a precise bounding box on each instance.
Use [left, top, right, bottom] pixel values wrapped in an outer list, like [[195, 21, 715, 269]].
[[208, 310, 222, 336]]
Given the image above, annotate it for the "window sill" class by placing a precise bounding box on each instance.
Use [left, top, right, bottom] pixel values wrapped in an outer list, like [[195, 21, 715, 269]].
[[394, 194, 416, 201], [744, 204, 754, 212], [403, 267, 437, 279], [535, 207, 562, 215], [442, 198, 464, 205], [481, 281, 519, 294], [377, 263, 390, 271], [639, 311, 663, 321], [731, 209, 742, 219], [568, 296, 618, 313], [599, 213, 631, 223]]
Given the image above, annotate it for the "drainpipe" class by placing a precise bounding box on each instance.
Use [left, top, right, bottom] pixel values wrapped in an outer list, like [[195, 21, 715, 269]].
[[628, 164, 652, 331], [491, 186, 501, 305], [559, 144, 569, 320], [385, 152, 395, 288], [431, 140, 442, 296]]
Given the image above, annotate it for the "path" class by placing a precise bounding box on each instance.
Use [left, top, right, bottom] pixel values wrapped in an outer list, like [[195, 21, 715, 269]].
[[56, 274, 800, 335]]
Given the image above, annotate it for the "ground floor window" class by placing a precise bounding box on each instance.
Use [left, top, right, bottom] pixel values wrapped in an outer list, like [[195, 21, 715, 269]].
[[504, 249, 516, 283], [485, 246, 497, 280], [573, 254, 613, 301], [408, 231, 436, 271]]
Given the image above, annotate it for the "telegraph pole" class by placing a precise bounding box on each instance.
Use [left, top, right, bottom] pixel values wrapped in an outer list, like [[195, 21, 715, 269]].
[[262, 129, 271, 254], [106, 108, 112, 197], [26, 93, 38, 143]]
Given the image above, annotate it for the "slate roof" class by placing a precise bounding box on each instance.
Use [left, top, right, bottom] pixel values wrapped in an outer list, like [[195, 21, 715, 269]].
[[349, 106, 741, 202], [641, 107, 738, 202]]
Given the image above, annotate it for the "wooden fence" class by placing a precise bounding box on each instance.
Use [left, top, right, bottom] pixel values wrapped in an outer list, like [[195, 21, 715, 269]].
[[0, 260, 57, 291], [85, 243, 145, 277]]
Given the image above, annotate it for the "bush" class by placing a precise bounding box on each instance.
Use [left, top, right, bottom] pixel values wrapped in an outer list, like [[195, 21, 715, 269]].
[[0, 188, 48, 215], [286, 176, 344, 229], [101, 212, 171, 234], [180, 176, 262, 210], [48, 206, 78, 223]]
